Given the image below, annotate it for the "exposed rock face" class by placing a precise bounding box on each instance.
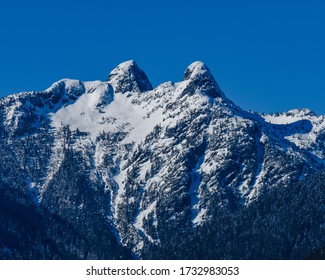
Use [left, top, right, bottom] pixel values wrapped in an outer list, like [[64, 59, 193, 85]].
[[183, 61, 224, 98], [108, 60, 153, 94]]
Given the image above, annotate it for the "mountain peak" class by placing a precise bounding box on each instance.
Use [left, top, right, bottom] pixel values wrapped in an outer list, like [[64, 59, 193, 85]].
[[183, 61, 210, 81], [182, 61, 223, 98], [108, 60, 153, 94]]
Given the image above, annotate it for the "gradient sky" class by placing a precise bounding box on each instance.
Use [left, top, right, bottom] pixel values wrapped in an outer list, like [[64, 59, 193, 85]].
[[0, 0, 324, 114]]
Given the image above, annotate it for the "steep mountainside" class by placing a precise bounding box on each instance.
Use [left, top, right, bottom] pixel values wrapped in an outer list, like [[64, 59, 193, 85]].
[[1, 60, 325, 259]]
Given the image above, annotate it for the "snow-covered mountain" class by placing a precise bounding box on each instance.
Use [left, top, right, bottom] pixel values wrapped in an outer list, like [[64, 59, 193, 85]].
[[1, 60, 325, 259]]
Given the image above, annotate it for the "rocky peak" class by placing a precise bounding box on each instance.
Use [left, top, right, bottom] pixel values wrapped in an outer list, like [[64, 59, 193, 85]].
[[108, 60, 153, 94], [182, 61, 223, 98]]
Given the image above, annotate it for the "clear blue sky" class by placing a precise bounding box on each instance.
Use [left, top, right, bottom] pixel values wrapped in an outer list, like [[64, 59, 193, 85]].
[[0, 0, 324, 114]]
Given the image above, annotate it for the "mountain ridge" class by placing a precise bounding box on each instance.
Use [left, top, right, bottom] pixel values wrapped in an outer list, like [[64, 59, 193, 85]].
[[0, 60, 325, 259]]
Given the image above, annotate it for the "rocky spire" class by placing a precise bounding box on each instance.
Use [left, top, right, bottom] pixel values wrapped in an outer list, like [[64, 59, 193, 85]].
[[108, 60, 153, 94], [182, 61, 223, 98]]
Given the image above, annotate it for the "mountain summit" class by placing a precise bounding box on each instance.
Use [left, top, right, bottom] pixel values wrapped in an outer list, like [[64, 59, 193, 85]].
[[183, 61, 224, 98], [108, 60, 153, 94], [0, 61, 325, 260]]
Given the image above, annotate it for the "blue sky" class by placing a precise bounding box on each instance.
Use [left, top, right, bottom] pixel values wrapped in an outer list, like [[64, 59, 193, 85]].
[[0, 0, 324, 114]]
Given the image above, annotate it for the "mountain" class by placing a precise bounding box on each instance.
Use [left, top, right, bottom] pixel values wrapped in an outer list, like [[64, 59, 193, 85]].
[[0, 60, 325, 259]]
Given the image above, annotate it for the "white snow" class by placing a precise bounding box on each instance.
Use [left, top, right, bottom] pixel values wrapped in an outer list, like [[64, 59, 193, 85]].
[[50, 81, 167, 146], [4, 101, 23, 130], [50, 81, 113, 136], [263, 114, 304, 125], [109, 60, 135, 76], [193, 208, 207, 224], [260, 110, 325, 158], [133, 201, 158, 243], [185, 61, 209, 80], [262, 109, 315, 125], [189, 155, 205, 224]]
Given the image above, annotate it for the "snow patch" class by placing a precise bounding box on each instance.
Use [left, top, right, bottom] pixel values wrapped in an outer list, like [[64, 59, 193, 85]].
[[133, 201, 158, 243], [189, 155, 205, 225]]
